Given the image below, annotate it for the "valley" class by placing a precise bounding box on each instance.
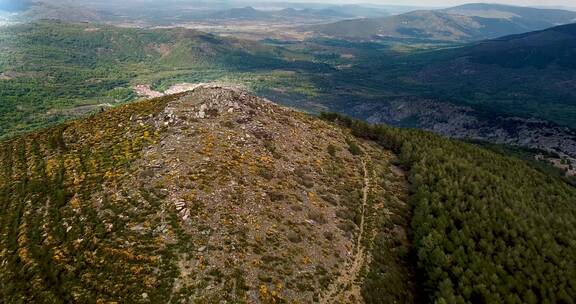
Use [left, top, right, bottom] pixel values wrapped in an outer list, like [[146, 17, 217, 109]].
[[2, 17, 575, 177], [1, 1, 576, 303]]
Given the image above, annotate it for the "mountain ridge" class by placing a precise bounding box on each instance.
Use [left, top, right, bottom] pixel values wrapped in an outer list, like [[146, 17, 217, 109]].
[[443, 3, 576, 23], [310, 4, 576, 42]]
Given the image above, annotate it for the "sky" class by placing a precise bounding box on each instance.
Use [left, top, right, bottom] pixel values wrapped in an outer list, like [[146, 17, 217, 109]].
[[0, 0, 32, 11]]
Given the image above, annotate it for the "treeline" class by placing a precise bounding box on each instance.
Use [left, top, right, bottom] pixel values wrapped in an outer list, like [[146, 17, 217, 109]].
[[321, 113, 576, 303]]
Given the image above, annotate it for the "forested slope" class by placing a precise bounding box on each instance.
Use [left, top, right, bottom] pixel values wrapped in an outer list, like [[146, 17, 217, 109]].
[[322, 113, 576, 303]]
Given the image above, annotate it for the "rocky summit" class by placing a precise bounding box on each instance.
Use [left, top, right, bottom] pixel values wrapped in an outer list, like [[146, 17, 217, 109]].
[[0, 86, 413, 303]]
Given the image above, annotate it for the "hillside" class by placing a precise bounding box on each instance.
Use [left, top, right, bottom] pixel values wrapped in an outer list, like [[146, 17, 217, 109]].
[[0, 21, 323, 138], [310, 5, 576, 42], [1, 87, 576, 303], [0, 86, 417, 303], [207, 7, 272, 20], [14, 1, 366, 26], [446, 22, 576, 68], [3, 20, 576, 180], [17, 1, 117, 23], [405, 23, 576, 127], [323, 114, 576, 303], [309, 23, 576, 169]]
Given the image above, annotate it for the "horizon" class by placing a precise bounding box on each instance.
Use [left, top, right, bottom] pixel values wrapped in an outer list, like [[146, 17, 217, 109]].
[[1, 0, 576, 11]]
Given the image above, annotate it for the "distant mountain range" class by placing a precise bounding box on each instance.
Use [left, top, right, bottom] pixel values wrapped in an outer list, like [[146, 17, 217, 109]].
[[0, 20, 323, 137], [14, 1, 388, 25], [207, 6, 273, 20], [310, 3, 576, 42], [405, 22, 576, 115]]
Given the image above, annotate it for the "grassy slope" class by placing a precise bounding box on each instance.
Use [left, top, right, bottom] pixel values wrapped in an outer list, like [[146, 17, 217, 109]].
[[405, 24, 576, 127]]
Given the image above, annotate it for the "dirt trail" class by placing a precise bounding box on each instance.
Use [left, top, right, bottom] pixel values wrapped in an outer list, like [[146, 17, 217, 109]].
[[320, 156, 371, 304]]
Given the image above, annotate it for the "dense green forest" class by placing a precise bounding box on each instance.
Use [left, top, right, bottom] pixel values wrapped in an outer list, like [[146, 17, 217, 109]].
[[321, 113, 576, 303], [1, 13, 576, 304], [469, 141, 576, 187]]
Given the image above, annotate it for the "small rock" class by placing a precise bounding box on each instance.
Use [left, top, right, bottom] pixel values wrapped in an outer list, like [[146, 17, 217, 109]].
[[198, 246, 206, 252], [287, 231, 302, 243]]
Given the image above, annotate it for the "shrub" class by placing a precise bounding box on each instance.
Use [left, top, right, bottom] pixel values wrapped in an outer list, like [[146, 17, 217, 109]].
[[327, 144, 337, 157], [346, 139, 362, 156]]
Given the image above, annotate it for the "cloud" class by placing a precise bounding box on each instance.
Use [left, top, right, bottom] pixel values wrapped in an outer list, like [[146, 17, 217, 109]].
[[0, 0, 32, 12]]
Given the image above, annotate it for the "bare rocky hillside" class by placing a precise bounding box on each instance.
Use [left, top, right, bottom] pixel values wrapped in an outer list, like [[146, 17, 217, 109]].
[[0, 86, 414, 303]]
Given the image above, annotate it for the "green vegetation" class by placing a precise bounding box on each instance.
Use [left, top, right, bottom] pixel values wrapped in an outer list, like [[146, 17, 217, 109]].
[[346, 138, 363, 156], [322, 113, 576, 303], [2, 15, 576, 303], [468, 140, 576, 187], [326, 144, 337, 157], [288, 23, 576, 131], [0, 21, 324, 138], [0, 87, 395, 303], [332, 23, 576, 129], [361, 154, 422, 304], [1, 79, 575, 302], [3, 20, 576, 144], [0, 94, 177, 302]]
